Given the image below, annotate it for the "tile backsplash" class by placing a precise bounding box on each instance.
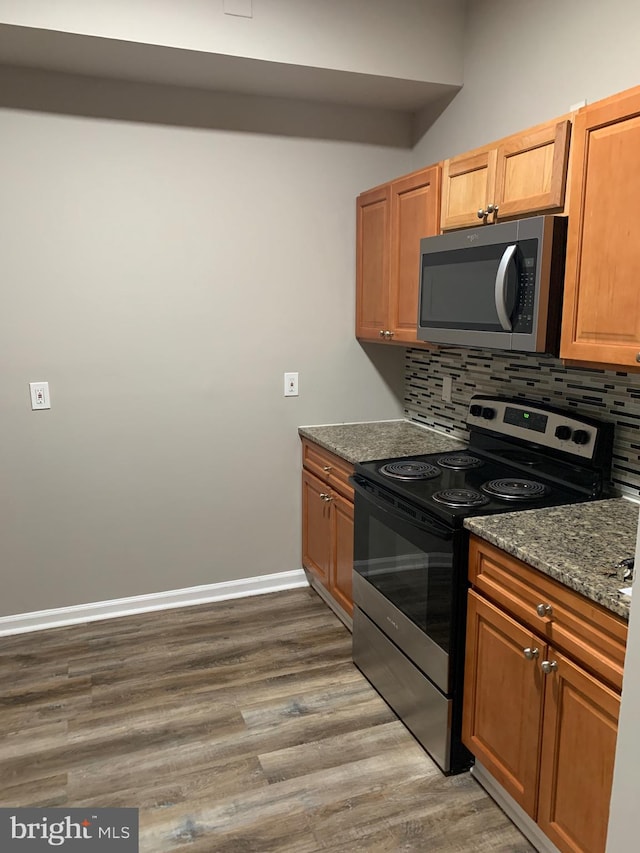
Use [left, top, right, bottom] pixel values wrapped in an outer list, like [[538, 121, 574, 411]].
[[404, 347, 640, 498]]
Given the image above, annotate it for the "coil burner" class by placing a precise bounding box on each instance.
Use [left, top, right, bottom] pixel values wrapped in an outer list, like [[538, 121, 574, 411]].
[[481, 478, 549, 501], [432, 488, 490, 508], [437, 453, 483, 470], [379, 460, 441, 481]]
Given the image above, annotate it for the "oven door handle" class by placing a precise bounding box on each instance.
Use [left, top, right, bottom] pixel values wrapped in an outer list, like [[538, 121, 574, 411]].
[[350, 476, 453, 540]]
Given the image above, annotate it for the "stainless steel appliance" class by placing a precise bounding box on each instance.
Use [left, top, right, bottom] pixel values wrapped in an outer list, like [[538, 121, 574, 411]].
[[351, 396, 614, 774], [417, 216, 567, 353]]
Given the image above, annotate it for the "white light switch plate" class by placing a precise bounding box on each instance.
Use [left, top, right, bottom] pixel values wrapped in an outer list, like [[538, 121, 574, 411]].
[[284, 372, 299, 397], [29, 381, 51, 410]]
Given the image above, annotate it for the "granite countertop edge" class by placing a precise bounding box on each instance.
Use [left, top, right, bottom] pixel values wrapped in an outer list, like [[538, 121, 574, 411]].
[[298, 419, 465, 464], [464, 499, 637, 621]]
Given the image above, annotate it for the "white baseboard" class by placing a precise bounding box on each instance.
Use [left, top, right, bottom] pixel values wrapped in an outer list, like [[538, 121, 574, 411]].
[[0, 569, 309, 637]]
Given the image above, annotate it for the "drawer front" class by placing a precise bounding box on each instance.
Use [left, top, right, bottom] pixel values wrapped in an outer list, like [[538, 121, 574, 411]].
[[302, 439, 354, 501], [469, 536, 627, 691]]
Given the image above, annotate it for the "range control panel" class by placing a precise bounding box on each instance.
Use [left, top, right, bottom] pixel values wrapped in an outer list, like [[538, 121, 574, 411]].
[[466, 396, 607, 461]]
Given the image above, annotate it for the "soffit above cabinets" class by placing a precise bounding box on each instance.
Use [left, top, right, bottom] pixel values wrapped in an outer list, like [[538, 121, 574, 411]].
[[0, 23, 461, 114]]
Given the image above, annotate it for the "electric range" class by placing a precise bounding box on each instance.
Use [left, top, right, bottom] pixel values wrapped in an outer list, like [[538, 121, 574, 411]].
[[351, 396, 614, 774]]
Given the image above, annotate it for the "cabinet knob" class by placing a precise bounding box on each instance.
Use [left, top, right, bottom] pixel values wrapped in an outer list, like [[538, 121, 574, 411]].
[[323, 494, 334, 503], [536, 603, 553, 618], [636, 352, 640, 363], [477, 208, 486, 219], [541, 660, 558, 674], [319, 492, 329, 500], [487, 203, 499, 214], [322, 465, 332, 473], [379, 330, 385, 338], [384, 330, 394, 339], [523, 647, 539, 660]]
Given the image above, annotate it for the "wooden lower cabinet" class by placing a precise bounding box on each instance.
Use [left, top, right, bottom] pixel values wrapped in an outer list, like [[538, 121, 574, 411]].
[[301, 439, 354, 618], [464, 590, 544, 817], [463, 536, 626, 853], [537, 649, 620, 853]]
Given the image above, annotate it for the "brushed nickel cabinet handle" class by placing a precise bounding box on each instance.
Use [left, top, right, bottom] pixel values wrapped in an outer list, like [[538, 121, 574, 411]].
[[536, 603, 553, 617], [523, 647, 539, 660], [541, 660, 558, 674]]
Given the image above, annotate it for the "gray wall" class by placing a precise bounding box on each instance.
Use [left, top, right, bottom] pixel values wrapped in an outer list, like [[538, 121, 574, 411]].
[[0, 69, 412, 617], [413, 0, 640, 167]]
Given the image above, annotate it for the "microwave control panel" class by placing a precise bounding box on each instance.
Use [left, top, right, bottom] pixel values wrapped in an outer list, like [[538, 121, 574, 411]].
[[512, 242, 537, 332]]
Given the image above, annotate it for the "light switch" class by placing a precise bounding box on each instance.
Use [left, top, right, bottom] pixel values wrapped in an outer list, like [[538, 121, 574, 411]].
[[29, 381, 51, 410], [284, 372, 299, 397]]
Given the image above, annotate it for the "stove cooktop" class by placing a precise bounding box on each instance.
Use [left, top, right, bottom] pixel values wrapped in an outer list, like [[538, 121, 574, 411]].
[[353, 397, 615, 527], [354, 450, 595, 527]]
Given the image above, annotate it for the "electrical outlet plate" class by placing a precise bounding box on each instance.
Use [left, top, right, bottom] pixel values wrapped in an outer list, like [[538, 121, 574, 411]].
[[284, 372, 299, 397], [29, 381, 51, 410], [442, 375, 453, 403]]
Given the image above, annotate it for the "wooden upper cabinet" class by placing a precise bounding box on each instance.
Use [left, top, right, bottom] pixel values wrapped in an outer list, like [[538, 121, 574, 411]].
[[441, 118, 571, 230], [356, 185, 390, 341], [441, 150, 497, 230], [356, 165, 440, 344], [388, 165, 441, 343], [494, 119, 570, 218], [560, 86, 640, 368]]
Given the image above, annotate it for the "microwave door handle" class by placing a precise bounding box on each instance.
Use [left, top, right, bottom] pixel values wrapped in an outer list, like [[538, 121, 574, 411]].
[[494, 243, 517, 331]]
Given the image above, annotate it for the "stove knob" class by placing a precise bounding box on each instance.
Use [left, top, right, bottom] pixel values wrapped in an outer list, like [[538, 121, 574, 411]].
[[481, 407, 496, 420], [572, 429, 590, 445], [554, 425, 572, 441], [470, 404, 483, 417]]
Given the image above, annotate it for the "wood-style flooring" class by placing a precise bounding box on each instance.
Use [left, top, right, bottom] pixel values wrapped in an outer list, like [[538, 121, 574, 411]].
[[0, 587, 535, 852]]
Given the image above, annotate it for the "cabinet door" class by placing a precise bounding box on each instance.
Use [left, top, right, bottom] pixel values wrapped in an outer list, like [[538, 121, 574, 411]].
[[302, 469, 331, 586], [331, 491, 354, 617], [388, 166, 441, 344], [537, 648, 620, 853], [356, 185, 390, 341], [560, 87, 640, 367], [441, 150, 497, 230], [494, 119, 570, 219], [463, 590, 545, 817]]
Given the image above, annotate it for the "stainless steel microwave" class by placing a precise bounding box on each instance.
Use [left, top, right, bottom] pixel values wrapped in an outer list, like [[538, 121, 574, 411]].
[[417, 215, 567, 354]]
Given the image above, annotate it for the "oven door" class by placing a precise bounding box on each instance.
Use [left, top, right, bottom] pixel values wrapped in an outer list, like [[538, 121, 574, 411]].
[[351, 476, 465, 696]]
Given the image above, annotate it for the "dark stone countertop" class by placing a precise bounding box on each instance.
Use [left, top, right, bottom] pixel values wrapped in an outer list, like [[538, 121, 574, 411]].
[[298, 420, 464, 464], [465, 499, 638, 621]]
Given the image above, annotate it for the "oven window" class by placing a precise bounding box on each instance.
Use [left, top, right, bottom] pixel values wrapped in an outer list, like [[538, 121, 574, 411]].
[[358, 513, 454, 653]]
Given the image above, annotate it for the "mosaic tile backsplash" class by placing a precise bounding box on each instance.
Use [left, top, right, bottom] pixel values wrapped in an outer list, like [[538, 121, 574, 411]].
[[404, 347, 640, 498]]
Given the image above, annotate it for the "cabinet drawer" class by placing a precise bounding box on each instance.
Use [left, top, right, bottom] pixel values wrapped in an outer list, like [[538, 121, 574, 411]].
[[301, 439, 354, 501], [469, 536, 627, 691]]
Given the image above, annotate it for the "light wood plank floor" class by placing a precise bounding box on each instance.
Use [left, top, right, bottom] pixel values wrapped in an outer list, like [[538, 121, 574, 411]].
[[0, 587, 534, 852]]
